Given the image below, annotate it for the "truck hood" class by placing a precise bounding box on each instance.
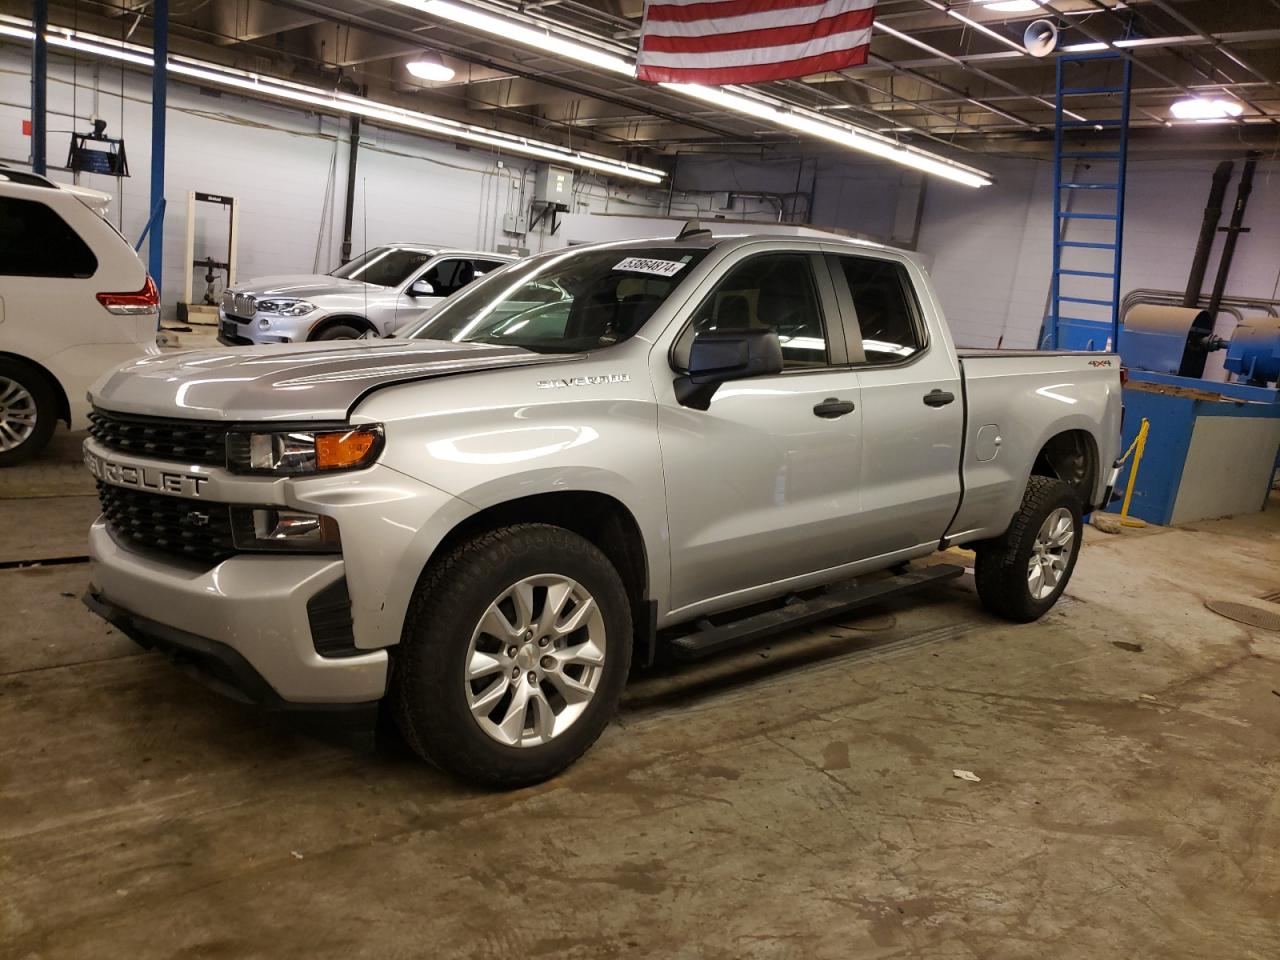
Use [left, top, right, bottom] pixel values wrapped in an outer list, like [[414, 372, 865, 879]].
[[91, 339, 579, 422], [231, 274, 377, 298]]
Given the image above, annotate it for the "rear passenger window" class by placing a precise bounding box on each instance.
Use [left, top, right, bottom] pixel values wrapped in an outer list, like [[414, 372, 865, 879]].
[[0, 196, 98, 278], [832, 256, 922, 364], [682, 253, 828, 369]]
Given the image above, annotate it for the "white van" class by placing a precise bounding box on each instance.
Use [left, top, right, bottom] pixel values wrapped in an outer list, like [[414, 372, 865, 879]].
[[0, 168, 159, 465]]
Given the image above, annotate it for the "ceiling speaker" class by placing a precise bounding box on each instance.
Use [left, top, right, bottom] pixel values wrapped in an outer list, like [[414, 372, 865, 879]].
[[1024, 19, 1059, 58]]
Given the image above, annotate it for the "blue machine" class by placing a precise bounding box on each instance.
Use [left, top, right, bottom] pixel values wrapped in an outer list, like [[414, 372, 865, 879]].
[[1225, 319, 1280, 387], [1116, 305, 1280, 525]]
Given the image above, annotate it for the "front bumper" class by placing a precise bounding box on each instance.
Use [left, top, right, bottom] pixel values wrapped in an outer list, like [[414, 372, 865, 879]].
[[217, 308, 302, 345], [86, 519, 389, 705]]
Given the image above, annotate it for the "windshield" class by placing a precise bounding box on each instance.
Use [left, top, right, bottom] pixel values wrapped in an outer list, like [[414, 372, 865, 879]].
[[399, 246, 708, 353], [331, 246, 434, 286]]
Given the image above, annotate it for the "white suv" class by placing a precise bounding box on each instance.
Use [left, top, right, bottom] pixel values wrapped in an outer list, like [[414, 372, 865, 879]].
[[217, 245, 516, 345], [0, 169, 159, 465]]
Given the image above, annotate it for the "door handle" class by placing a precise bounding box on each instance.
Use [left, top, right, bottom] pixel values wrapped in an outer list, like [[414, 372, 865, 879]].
[[813, 397, 856, 419], [923, 389, 956, 407]]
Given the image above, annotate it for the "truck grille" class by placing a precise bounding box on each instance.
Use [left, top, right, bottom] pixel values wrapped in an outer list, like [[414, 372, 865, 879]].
[[97, 482, 242, 563], [89, 408, 229, 468], [222, 290, 256, 320]]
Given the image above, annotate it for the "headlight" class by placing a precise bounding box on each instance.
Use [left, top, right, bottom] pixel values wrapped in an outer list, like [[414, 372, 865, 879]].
[[231, 507, 341, 553], [258, 318, 271, 330], [227, 425, 384, 475], [256, 299, 316, 316]]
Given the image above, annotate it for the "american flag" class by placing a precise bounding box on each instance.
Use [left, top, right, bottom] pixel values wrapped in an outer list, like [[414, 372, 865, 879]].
[[636, 0, 879, 86]]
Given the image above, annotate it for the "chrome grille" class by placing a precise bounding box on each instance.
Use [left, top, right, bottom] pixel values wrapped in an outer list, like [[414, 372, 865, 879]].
[[222, 290, 256, 320]]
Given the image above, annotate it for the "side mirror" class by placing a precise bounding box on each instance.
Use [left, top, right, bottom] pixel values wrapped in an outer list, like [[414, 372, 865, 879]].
[[674, 328, 783, 410], [410, 279, 437, 297]]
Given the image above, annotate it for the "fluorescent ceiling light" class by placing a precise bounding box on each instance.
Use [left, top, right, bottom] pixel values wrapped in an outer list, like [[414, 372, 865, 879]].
[[666, 83, 991, 187], [980, 1, 1043, 12], [386, 0, 993, 187], [0, 15, 662, 183], [1170, 97, 1245, 121], [405, 52, 455, 82], [395, 0, 634, 75]]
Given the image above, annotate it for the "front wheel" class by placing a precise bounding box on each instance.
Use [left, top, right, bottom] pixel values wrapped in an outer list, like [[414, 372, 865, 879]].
[[974, 476, 1083, 622], [393, 524, 632, 788], [312, 323, 364, 341]]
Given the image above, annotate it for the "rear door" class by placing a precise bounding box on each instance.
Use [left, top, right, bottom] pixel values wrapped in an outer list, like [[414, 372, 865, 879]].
[[824, 249, 964, 556], [656, 248, 864, 614]]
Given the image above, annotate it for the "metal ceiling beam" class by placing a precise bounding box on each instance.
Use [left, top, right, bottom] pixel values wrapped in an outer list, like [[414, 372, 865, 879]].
[[777, 77, 982, 154], [1129, 0, 1280, 116], [865, 53, 1041, 130], [270, 0, 748, 141], [872, 29, 1280, 71], [831, 72, 992, 137], [873, 20, 1076, 125]]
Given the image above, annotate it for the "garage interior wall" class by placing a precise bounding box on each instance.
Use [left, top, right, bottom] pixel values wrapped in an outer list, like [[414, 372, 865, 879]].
[[5, 45, 1279, 343], [918, 154, 1280, 352]]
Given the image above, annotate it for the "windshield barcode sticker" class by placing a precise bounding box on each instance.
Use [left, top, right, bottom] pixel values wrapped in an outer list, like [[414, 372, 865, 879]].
[[613, 257, 686, 277]]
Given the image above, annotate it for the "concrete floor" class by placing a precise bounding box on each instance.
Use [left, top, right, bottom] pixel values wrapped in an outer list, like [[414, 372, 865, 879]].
[[2, 433, 1278, 960]]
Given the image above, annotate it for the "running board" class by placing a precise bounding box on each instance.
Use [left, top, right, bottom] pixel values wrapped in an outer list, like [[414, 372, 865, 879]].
[[667, 564, 966, 662]]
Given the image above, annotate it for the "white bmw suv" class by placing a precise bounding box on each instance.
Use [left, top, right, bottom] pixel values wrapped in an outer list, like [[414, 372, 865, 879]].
[[0, 168, 159, 466], [217, 245, 516, 345]]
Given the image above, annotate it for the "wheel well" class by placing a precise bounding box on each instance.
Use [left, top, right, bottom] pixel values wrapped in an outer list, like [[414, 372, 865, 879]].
[[432, 492, 653, 664], [308, 315, 375, 340], [0, 352, 70, 425], [1031, 430, 1098, 506]]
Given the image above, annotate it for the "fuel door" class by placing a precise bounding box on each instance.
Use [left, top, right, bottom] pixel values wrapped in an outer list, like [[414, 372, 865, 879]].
[[975, 424, 1002, 462]]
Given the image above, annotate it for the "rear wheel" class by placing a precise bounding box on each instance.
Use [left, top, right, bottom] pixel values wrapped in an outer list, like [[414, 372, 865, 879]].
[[394, 524, 632, 788], [0, 359, 58, 467], [311, 323, 364, 341], [974, 476, 1082, 622]]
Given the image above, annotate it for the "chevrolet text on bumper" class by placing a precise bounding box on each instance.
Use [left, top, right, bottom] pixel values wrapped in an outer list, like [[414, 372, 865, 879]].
[[83, 233, 1123, 788]]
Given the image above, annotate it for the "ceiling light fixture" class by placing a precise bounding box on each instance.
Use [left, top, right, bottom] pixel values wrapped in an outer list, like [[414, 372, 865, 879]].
[[405, 51, 455, 82], [385, 0, 993, 187], [979, 1, 1044, 12], [0, 15, 663, 183], [399, 0, 634, 75], [1169, 97, 1245, 121]]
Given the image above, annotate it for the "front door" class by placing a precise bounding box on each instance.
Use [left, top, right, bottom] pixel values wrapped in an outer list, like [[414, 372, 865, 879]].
[[656, 250, 863, 614]]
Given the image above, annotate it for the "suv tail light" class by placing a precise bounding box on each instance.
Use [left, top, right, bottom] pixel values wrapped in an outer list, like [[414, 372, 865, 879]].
[[97, 276, 159, 315], [1119, 366, 1129, 386]]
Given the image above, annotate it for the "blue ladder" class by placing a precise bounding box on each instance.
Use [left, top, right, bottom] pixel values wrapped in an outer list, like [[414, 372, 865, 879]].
[[1047, 51, 1131, 351]]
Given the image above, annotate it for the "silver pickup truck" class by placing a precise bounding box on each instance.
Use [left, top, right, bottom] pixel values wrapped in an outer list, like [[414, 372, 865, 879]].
[[83, 231, 1122, 786]]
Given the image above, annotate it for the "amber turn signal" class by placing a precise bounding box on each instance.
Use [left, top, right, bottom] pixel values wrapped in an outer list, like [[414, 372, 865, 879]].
[[316, 427, 383, 470]]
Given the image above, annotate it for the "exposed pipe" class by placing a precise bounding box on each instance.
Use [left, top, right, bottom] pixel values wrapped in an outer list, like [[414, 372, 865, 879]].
[[1206, 153, 1258, 320], [31, 0, 47, 175], [340, 113, 361, 264], [1182, 160, 1232, 308], [1124, 288, 1279, 321]]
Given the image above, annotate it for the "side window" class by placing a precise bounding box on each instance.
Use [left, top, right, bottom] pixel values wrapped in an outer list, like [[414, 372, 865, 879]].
[[0, 196, 98, 278], [426, 258, 476, 296], [832, 256, 922, 365], [474, 258, 507, 276], [680, 253, 828, 369]]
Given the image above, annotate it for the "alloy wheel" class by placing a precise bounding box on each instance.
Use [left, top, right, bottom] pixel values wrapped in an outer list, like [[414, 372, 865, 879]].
[[0, 377, 37, 452], [464, 574, 607, 748], [1027, 507, 1075, 600]]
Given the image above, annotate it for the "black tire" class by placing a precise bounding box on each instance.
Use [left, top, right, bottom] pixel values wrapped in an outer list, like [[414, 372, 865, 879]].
[[0, 358, 58, 467], [312, 323, 364, 341], [394, 523, 633, 788], [974, 476, 1083, 623]]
